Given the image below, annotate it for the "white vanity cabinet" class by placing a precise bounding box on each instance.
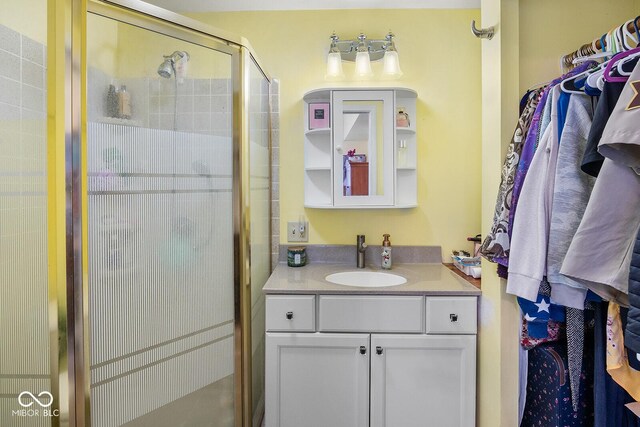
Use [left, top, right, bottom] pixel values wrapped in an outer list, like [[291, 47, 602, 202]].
[[265, 294, 477, 427], [370, 334, 476, 427], [303, 88, 418, 209], [266, 333, 370, 427]]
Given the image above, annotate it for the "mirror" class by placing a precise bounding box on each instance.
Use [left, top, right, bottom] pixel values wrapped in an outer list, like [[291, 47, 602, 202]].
[[341, 100, 385, 197], [333, 90, 394, 206]]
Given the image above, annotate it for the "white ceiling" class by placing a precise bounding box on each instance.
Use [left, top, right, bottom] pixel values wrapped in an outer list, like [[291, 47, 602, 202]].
[[143, 0, 480, 13]]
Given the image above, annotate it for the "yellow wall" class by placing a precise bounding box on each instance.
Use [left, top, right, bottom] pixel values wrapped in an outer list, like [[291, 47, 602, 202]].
[[520, 0, 640, 94], [86, 12, 232, 79], [192, 9, 482, 257], [114, 21, 232, 79], [87, 13, 119, 74], [478, 0, 520, 425], [0, 0, 47, 43]]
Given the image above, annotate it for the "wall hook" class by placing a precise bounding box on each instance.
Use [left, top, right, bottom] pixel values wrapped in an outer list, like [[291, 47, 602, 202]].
[[471, 20, 495, 40]]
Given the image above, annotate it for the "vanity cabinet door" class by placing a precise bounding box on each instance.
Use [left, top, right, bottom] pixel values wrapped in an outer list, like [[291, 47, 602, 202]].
[[370, 334, 476, 427], [265, 332, 370, 427]]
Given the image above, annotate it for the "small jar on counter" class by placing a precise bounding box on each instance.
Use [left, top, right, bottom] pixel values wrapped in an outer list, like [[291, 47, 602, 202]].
[[287, 246, 307, 267]]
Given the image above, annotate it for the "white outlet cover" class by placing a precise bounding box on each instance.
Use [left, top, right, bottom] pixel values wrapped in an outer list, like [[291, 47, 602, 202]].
[[287, 221, 308, 242]]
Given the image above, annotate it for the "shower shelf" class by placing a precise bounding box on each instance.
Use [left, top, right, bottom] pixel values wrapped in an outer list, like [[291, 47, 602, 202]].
[[97, 116, 143, 127]]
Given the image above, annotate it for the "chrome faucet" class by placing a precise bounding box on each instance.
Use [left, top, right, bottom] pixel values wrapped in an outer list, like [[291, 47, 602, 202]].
[[356, 235, 367, 268]]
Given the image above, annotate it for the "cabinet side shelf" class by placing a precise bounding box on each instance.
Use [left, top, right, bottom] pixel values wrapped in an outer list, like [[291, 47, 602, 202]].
[[305, 128, 331, 136]]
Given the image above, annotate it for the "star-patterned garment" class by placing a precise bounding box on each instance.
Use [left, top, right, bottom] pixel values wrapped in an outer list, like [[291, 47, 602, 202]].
[[518, 292, 565, 339], [627, 80, 640, 110]]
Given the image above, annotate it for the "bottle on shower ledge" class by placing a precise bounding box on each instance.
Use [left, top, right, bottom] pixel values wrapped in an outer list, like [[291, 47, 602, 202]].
[[118, 85, 132, 119], [106, 82, 119, 118], [381, 234, 392, 270]]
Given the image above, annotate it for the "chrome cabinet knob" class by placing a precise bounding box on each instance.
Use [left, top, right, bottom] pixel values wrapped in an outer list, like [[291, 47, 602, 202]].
[[376, 346, 383, 355], [360, 346, 367, 355], [450, 314, 458, 322], [286, 311, 293, 320]]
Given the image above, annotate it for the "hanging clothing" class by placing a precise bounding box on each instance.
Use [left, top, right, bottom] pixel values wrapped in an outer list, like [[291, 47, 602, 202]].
[[561, 61, 640, 307], [547, 95, 596, 309], [519, 292, 566, 338], [507, 86, 561, 302], [607, 302, 640, 401], [505, 62, 596, 270], [593, 302, 640, 427], [626, 230, 640, 354], [520, 339, 595, 427], [581, 57, 638, 177], [560, 157, 640, 306], [480, 89, 543, 263], [598, 61, 640, 173]]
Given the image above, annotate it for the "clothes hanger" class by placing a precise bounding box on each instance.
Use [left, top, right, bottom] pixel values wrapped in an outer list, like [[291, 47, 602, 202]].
[[607, 23, 640, 78], [562, 33, 611, 94], [622, 19, 639, 50], [616, 18, 640, 76], [584, 25, 630, 88], [603, 46, 640, 83], [560, 64, 599, 94]]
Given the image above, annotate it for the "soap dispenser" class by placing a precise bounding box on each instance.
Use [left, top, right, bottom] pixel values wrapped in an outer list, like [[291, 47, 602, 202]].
[[381, 234, 392, 270]]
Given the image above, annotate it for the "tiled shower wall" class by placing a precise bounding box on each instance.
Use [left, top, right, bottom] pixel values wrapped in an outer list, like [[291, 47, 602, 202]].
[[88, 66, 231, 136], [270, 79, 280, 270], [0, 24, 50, 426]]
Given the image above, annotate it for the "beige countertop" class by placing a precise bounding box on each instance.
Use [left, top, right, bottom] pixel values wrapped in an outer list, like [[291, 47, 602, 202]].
[[263, 263, 482, 296]]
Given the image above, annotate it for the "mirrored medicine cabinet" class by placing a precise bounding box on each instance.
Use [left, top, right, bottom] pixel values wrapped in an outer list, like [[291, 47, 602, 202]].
[[303, 88, 417, 209]]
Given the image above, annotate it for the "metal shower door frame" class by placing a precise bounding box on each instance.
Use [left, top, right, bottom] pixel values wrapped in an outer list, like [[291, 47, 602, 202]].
[[61, 1, 271, 425]]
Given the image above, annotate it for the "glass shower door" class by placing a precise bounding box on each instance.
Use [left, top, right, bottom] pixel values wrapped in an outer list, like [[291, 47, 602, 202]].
[[87, 13, 235, 427], [0, 0, 54, 425], [248, 57, 270, 425]]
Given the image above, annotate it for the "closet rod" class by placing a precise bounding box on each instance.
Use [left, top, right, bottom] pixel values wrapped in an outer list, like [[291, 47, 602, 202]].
[[562, 16, 640, 69]]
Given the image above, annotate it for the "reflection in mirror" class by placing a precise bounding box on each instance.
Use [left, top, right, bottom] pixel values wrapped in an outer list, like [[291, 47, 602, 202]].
[[341, 100, 384, 197]]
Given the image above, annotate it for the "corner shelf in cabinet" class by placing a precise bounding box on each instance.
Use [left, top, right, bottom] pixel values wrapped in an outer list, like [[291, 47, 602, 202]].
[[305, 128, 331, 136], [396, 127, 416, 135]]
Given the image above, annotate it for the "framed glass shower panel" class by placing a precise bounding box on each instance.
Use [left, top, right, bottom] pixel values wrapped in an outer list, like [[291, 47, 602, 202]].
[[0, 0, 54, 424], [248, 57, 270, 425], [86, 13, 235, 427]]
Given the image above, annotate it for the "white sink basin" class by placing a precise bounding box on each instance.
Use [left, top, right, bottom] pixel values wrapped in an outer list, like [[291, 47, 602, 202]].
[[325, 271, 407, 287]]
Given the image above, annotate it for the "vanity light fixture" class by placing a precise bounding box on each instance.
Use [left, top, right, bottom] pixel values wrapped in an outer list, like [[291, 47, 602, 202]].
[[325, 32, 403, 80]]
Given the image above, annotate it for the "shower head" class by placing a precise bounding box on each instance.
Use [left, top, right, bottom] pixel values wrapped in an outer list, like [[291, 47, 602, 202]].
[[157, 58, 174, 78], [157, 51, 190, 79]]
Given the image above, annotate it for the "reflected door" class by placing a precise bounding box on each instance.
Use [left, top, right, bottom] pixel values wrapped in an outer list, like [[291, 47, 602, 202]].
[[333, 91, 394, 206], [87, 13, 235, 427]]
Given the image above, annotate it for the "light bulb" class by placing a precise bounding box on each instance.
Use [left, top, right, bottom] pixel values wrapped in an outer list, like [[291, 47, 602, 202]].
[[325, 52, 345, 80], [382, 50, 403, 78], [354, 51, 373, 79]]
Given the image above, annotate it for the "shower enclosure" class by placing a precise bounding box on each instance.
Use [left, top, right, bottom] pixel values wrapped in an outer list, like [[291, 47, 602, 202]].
[[1, 0, 271, 426]]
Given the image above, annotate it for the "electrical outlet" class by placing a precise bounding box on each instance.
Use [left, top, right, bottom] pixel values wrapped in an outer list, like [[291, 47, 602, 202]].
[[287, 221, 309, 242]]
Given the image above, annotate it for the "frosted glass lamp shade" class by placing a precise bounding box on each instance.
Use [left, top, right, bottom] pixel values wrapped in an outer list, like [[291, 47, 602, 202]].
[[354, 51, 373, 78], [382, 50, 403, 78], [325, 52, 345, 79]]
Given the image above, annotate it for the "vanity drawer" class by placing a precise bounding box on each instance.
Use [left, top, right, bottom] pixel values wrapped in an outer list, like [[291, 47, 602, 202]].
[[266, 295, 316, 332], [425, 297, 477, 334], [318, 295, 424, 333]]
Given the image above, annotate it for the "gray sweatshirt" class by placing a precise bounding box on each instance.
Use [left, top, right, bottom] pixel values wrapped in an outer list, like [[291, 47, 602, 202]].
[[547, 95, 595, 309]]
